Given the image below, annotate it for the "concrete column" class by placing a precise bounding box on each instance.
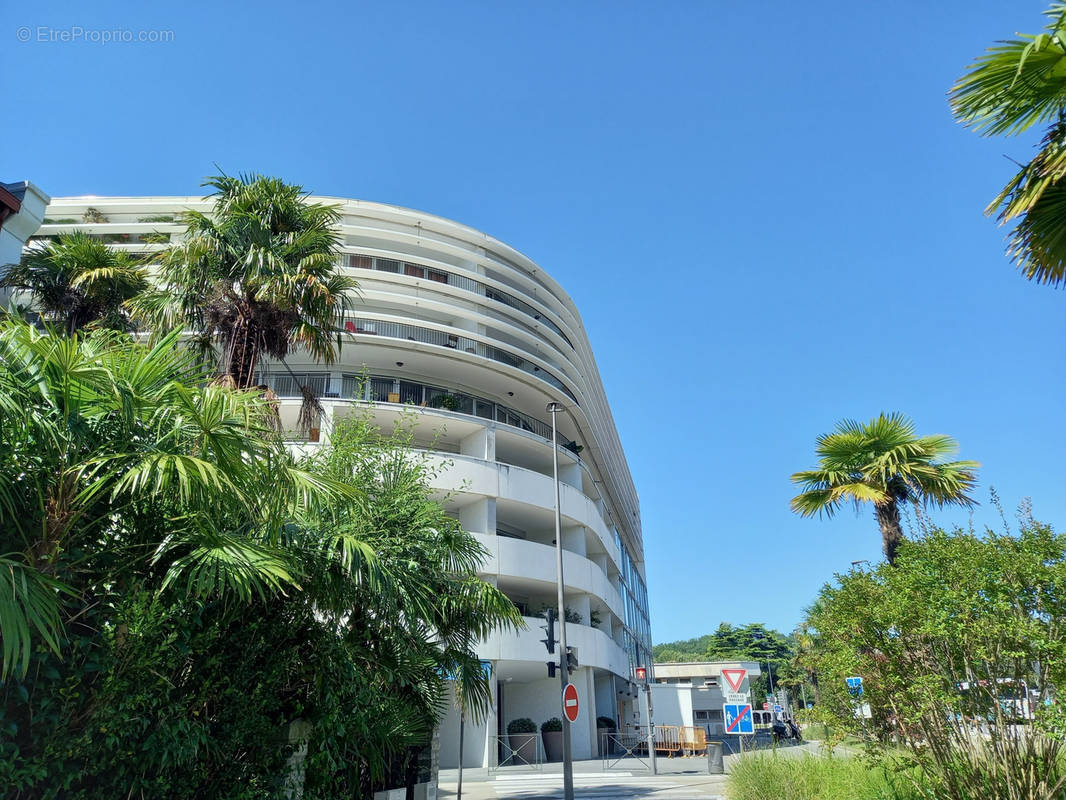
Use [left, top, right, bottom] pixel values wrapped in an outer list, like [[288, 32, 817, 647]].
[[460, 427, 495, 461], [584, 669, 599, 759], [559, 459, 582, 492], [571, 594, 592, 628], [561, 525, 586, 557], [459, 497, 496, 535]]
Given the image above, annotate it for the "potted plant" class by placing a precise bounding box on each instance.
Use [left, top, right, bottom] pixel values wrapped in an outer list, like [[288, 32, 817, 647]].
[[506, 718, 538, 764], [541, 717, 563, 762], [428, 392, 460, 411], [596, 716, 618, 756]]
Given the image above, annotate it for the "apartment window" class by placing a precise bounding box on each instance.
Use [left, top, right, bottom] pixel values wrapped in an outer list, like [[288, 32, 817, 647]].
[[427, 269, 448, 284], [404, 263, 424, 278], [348, 254, 373, 270], [376, 258, 400, 273]]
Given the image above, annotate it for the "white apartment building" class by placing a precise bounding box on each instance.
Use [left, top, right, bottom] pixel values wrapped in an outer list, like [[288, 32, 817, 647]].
[[28, 195, 653, 767]]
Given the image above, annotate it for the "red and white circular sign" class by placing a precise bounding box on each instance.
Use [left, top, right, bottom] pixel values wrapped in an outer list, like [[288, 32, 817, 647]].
[[563, 682, 580, 722]]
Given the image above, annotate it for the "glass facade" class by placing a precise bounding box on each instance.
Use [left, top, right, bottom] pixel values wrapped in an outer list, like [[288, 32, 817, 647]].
[[615, 528, 653, 680]]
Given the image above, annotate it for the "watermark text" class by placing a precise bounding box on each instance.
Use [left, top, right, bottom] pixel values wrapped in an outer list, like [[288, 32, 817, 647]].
[[16, 26, 175, 44]]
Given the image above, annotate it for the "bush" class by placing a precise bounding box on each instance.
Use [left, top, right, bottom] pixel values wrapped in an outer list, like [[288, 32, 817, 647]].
[[596, 716, 616, 730], [507, 718, 536, 735], [541, 717, 562, 733], [805, 512, 1066, 799], [729, 754, 917, 800]]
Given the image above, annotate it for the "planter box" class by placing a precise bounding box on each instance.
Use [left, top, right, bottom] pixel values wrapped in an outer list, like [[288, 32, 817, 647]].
[[542, 730, 563, 762]]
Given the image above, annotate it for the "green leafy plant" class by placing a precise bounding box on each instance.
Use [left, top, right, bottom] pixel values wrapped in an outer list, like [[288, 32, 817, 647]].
[[805, 508, 1066, 799], [81, 207, 108, 223], [139, 232, 170, 244], [540, 717, 562, 733], [596, 716, 616, 730], [507, 718, 536, 735], [428, 393, 460, 411], [790, 413, 979, 564], [138, 214, 175, 223]]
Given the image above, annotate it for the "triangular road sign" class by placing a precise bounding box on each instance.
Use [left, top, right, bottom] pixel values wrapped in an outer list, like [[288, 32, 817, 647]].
[[721, 668, 747, 693]]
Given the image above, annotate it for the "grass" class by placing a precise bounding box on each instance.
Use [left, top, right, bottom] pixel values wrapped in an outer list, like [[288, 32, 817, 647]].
[[728, 753, 920, 800]]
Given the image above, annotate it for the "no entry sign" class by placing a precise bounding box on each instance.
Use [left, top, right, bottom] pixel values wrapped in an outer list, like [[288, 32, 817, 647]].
[[563, 682, 579, 722]]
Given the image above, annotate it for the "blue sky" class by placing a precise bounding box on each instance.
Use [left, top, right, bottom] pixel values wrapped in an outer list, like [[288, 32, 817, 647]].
[[3, 1, 1063, 643]]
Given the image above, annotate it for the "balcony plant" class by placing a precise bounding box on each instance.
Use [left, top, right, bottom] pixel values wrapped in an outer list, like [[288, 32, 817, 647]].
[[140, 232, 171, 244], [506, 718, 538, 764], [541, 717, 564, 762], [428, 392, 460, 411], [590, 609, 602, 629]]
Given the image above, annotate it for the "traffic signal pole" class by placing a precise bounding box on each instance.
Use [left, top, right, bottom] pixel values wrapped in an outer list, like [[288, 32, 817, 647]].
[[548, 402, 575, 800]]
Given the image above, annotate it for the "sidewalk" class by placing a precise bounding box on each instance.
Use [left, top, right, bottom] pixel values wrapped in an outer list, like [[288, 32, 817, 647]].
[[437, 740, 818, 798]]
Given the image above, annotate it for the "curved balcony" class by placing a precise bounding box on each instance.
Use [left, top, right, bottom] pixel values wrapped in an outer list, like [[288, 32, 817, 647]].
[[343, 253, 574, 348], [471, 533, 623, 622], [479, 616, 629, 677], [340, 316, 577, 402], [424, 454, 622, 573]]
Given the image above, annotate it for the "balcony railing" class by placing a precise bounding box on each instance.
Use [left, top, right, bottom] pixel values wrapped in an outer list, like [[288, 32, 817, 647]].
[[345, 253, 574, 348], [340, 316, 576, 402], [256, 371, 581, 451]]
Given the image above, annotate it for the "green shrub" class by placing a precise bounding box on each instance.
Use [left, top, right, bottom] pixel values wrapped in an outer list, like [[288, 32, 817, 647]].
[[507, 718, 536, 735], [729, 754, 917, 800], [596, 716, 616, 730], [541, 717, 562, 733]]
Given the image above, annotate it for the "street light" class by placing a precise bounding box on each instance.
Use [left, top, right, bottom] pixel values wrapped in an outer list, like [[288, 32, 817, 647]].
[[546, 401, 574, 800]]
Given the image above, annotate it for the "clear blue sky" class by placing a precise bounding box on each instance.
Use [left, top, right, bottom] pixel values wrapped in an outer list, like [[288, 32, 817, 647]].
[[3, 1, 1063, 644]]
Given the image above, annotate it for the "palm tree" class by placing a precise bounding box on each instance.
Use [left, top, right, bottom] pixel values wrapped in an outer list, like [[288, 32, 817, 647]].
[[951, 3, 1066, 285], [0, 318, 339, 677], [790, 413, 979, 564], [131, 173, 357, 404], [1, 231, 148, 334]]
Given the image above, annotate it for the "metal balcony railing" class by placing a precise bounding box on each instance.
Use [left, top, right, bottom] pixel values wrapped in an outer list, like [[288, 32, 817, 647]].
[[340, 316, 576, 402], [255, 371, 581, 451], [345, 253, 574, 348]]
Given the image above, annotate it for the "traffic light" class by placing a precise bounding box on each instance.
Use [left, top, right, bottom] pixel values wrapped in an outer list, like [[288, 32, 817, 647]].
[[541, 608, 557, 654], [566, 646, 578, 671], [547, 661, 557, 678], [635, 666, 647, 684]]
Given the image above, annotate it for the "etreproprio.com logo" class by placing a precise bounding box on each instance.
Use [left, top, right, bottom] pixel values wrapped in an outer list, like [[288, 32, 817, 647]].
[[16, 25, 175, 44]]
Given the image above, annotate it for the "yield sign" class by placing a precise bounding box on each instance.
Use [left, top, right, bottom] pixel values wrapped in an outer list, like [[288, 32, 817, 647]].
[[563, 682, 579, 722], [721, 668, 747, 693]]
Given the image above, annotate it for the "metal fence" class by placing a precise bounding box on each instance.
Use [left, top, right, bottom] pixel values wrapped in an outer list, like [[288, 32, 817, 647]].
[[489, 733, 542, 772]]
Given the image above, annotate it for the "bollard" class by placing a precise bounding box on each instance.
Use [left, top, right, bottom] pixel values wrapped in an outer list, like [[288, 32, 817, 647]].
[[706, 740, 724, 774]]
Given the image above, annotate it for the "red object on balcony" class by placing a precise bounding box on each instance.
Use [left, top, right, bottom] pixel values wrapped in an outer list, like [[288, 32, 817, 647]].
[[344, 321, 356, 332]]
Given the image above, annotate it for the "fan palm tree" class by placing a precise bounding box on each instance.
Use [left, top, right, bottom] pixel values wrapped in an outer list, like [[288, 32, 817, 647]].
[[0, 318, 346, 677], [131, 173, 357, 409], [951, 3, 1066, 285], [790, 413, 979, 564], [1, 231, 148, 334]]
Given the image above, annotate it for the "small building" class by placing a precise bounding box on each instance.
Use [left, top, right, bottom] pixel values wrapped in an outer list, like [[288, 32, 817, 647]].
[[649, 661, 770, 734]]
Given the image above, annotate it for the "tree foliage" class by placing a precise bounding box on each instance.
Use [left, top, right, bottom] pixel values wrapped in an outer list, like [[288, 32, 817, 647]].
[[0, 231, 148, 334], [791, 413, 979, 564], [130, 173, 357, 391], [803, 512, 1066, 800], [0, 320, 519, 798], [951, 3, 1066, 286]]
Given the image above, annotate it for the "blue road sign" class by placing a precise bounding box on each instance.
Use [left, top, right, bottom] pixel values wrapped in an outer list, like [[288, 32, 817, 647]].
[[773, 704, 783, 714], [846, 676, 864, 696], [724, 703, 754, 734]]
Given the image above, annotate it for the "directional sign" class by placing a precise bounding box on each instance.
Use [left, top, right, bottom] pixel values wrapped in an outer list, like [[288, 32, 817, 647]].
[[721, 668, 748, 693], [846, 676, 864, 697], [563, 682, 580, 723], [724, 703, 754, 734], [773, 704, 783, 714]]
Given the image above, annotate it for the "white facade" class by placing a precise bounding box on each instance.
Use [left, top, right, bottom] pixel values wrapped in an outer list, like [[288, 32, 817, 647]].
[[32, 195, 653, 766], [0, 181, 50, 287]]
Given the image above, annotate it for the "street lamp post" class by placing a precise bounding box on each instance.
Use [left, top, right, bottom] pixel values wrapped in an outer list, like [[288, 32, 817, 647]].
[[547, 402, 575, 800]]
